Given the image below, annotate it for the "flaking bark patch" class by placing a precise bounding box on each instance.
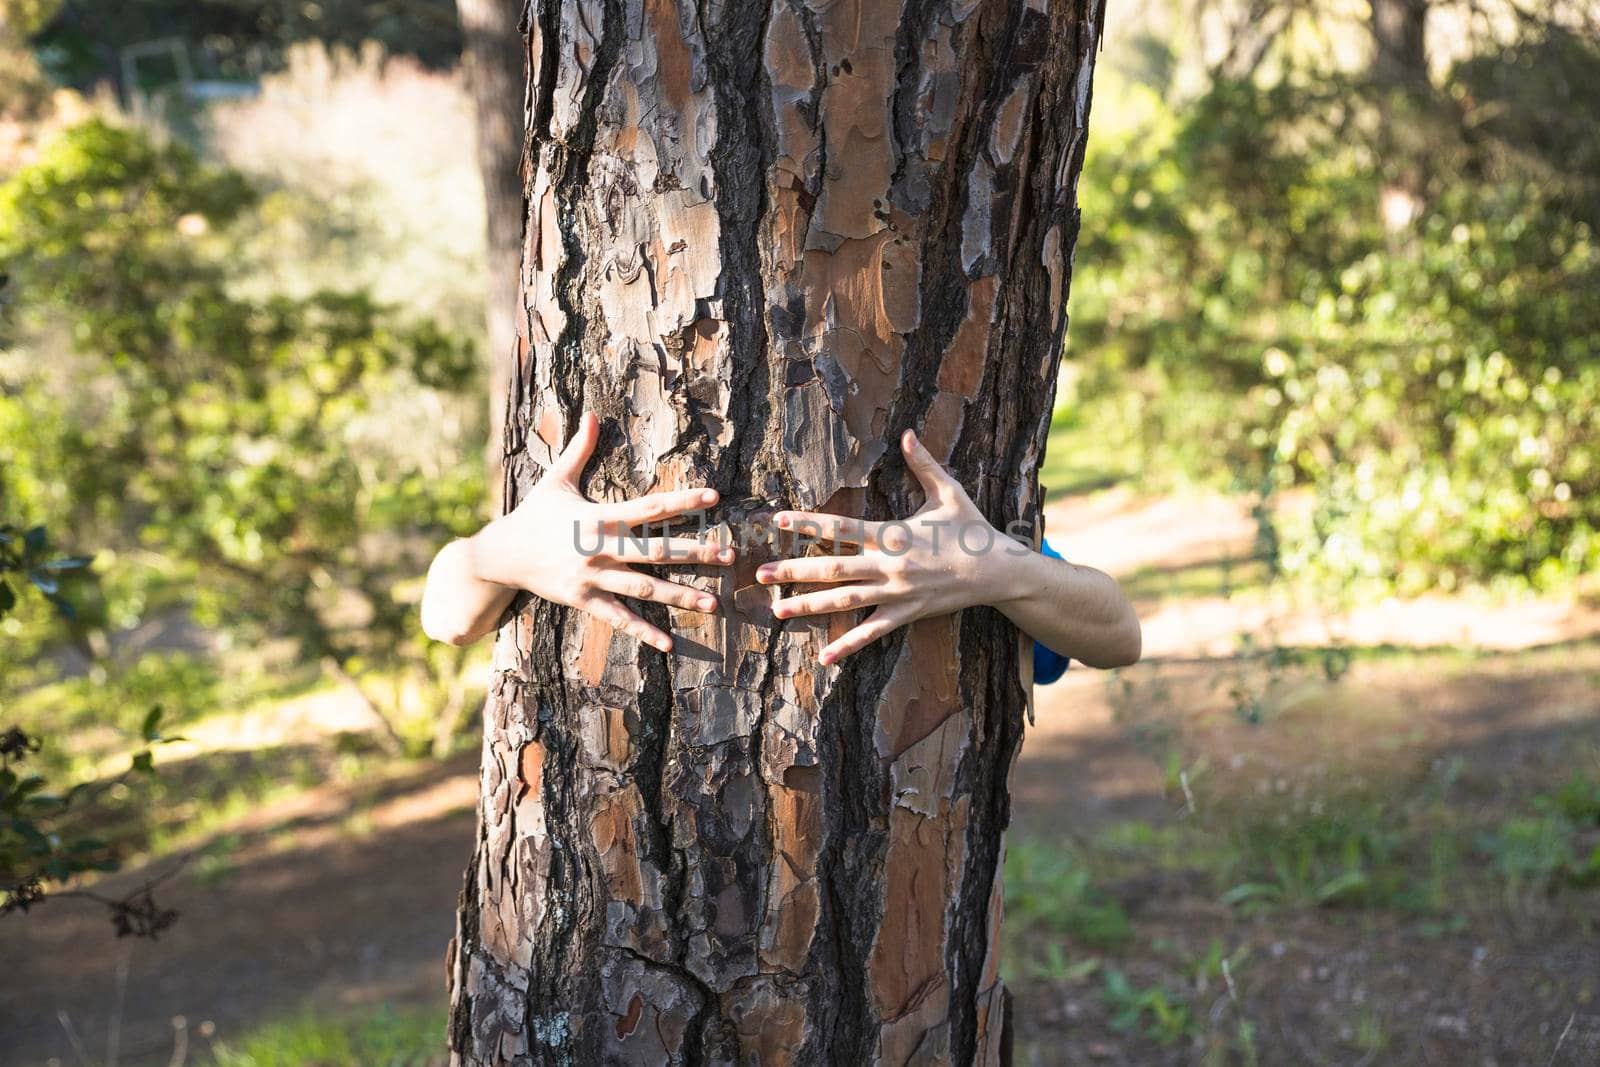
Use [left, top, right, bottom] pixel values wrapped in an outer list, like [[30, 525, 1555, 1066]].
[[450, 1, 1105, 1063]]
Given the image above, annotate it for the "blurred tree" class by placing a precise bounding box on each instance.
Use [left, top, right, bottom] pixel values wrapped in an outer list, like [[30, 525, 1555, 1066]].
[[31, 0, 462, 89], [0, 119, 485, 755], [445, 1, 1102, 1062], [1370, 0, 1427, 86], [454, 0, 524, 508]]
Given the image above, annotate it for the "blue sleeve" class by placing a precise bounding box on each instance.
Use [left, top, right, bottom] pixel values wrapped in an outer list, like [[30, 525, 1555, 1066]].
[[1032, 537, 1071, 685]]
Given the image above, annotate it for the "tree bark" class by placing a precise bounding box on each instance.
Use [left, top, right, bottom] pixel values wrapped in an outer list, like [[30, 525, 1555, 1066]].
[[448, 1, 1104, 1063], [456, 0, 530, 502]]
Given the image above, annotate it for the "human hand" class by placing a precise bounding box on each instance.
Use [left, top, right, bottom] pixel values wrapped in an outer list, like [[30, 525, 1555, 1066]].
[[470, 412, 734, 652], [756, 430, 1026, 665]]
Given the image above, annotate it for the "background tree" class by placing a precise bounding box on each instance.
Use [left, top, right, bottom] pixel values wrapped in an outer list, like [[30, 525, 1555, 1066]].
[[455, 0, 528, 501], [447, 0, 1104, 1062]]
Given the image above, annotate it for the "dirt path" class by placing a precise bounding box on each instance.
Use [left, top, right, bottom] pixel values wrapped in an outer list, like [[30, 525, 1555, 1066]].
[[6, 490, 1599, 1066], [3, 757, 479, 1066]]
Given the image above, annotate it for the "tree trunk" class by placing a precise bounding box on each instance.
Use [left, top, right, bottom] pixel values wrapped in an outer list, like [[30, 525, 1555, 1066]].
[[456, 0, 529, 503], [448, 1, 1104, 1063], [1370, 0, 1428, 87]]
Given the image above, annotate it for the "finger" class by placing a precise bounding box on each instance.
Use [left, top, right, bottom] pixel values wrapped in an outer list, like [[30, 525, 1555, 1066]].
[[819, 607, 909, 665], [772, 583, 891, 621], [771, 511, 879, 546], [902, 429, 962, 506], [582, 592, 674, 653], [604, 537, 736, 567], [548, 411, 599, 488], [756, 555, 885, 585], [596, 487, 720, 527], [592, 567, 719, 614]]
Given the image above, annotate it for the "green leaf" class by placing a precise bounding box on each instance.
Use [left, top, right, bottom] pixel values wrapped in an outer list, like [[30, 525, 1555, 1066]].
[[1220, 881, 1284, 906], [1315, 869, 1370, 905]]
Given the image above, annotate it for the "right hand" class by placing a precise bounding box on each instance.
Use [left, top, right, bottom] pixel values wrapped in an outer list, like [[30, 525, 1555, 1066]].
[[470, 412, 733, 651]]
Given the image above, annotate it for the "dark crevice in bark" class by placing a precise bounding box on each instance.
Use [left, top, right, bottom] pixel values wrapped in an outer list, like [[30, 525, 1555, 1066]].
[[548, 1, 624, 443], [820, 654, 887, 1064], [708, 1, 776, 501]]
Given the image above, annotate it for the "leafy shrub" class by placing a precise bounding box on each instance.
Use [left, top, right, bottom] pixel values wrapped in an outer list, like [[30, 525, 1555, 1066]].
[[0, 118, 485, 753], [1065, 31, 1600, 595]]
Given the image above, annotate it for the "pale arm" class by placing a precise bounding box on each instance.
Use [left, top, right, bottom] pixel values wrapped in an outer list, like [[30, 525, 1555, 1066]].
[[420, 534, 516, 647], [984, 544, 1141, 671]]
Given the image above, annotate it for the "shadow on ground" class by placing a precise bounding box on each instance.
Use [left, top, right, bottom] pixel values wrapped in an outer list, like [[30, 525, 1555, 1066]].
[[2, 757, 478, 1067]]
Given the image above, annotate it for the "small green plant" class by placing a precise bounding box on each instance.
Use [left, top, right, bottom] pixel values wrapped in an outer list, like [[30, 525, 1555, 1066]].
[[1546, 769, 1600, 826], [1478, 779, 1600, 909], [1102, 967, 1194, 1045], [1220, 796, 1402, 911]]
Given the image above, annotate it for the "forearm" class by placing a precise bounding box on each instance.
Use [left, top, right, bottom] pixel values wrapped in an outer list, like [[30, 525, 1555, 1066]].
[[420, 533, 517, 646], [987, 547, 1141, 670]]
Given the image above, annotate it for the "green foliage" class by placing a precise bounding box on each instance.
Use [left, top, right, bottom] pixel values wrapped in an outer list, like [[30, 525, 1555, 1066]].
[[206, 1003, 446, 1067], [34, 0, 462, 87], [1102, 967, 1194, 1045], [1004, 838, 1132, 972], [0, 516, 178, 931], [1220, 795, 1408, 911], [0, 518, 90, 619], [1478, 768, 1600, 905], [1, 119, 484, 754], [1065, 30, 1600, 594]]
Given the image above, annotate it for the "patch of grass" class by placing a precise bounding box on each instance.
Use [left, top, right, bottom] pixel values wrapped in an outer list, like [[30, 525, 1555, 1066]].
[[1040, 407, 1139, 501], [191, 832, 244, 887], [1477, 807, 1600, 910], [205, 1003, 446, 1067], [1004, 839, 1133, 979], [1218, 795, 1411, 911]]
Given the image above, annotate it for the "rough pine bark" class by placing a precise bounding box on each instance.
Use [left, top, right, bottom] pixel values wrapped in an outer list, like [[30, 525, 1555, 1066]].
[[456, 0, 531, 497], [448, 1, 1104, 1063]]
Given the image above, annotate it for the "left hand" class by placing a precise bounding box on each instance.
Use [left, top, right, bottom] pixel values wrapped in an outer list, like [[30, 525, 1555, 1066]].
[[757, 430, 1025, 665]]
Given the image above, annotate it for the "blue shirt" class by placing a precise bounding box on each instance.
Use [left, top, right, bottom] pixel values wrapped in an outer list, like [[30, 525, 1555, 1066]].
[[1032, 538, 1070, 685]]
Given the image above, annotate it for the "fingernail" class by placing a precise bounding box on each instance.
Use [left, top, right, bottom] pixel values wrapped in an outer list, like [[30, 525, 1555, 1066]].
[[819, 651, 834, 665], [721, 549, 736, 563], [756, 566, 773, 582], [773, 605, 788, 619], [698, 596, 716, 611], [701, 490, 717, 505]]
